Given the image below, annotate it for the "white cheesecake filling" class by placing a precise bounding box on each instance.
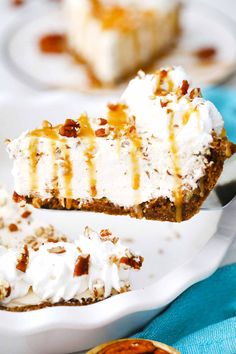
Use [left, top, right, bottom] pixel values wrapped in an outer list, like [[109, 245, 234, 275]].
[[7, 67, 224, 208]]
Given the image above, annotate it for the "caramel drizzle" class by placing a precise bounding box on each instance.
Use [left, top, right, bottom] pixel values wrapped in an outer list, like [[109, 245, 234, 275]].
[[29, 124, 73, 198], [107, 104, 141, 194], [155, 69, 174, 95], [168, 111, 183, 222], [62, 144, 73, 198], [29, 138, 39, 192], [182, 106, 201, 131], [79, 114, 97, 197], [90, 0, 146, 32], [130, 133, 142, 191], [50, 141, 59, 196]]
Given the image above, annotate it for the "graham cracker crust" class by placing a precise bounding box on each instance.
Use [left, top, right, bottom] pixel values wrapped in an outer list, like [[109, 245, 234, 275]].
[[24, 137, 236, 222]]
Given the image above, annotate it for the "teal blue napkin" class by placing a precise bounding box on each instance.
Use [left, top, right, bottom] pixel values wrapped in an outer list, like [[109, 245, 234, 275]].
[[132, 87, 236, 353], [203, 87, 236, 142], [132, 264, 236, 354]]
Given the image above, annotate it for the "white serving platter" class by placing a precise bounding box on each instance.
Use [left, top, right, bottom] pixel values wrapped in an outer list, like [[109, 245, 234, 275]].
[[0, 94, 235, 354]]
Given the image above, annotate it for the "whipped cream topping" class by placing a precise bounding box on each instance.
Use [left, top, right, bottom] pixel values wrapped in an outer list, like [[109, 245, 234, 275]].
[[7, 67, 225, 214], [0, 187, 142, 306], [121, 67, 223, 138]]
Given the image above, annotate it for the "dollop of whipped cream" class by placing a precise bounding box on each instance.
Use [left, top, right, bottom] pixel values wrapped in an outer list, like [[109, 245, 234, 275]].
[[25, 228, 141, 303], [121, 66, 224, 141]]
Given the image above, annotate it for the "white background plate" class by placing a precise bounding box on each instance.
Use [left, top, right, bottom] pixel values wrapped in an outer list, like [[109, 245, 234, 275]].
[[1, 0, 236, 94], [0, 94, 235, 354]]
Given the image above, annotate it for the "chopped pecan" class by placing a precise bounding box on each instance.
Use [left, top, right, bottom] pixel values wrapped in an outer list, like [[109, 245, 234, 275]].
[[100, 229, 118, 244], [100, 229, 112, 237], [73, 254, 90, 277], [189, 88, 202, 99], [12, 192, 25, 204], [120, 255, 144, 270], [39, 34, 66, 54], [95, 128, 109, 137], [48, 246, 66, 254], [160, 99, 169, 108], [59, 119, 80, 138], [21, 210, 32, 219], [180, 80, 189, 95], [0, 281, 11, 301], [97, 118, 108, 126], [16, 245, 29, 273], [8, 223, 18, 232]]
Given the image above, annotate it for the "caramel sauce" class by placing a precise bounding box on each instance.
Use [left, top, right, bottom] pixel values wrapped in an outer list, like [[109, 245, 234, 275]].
[[107, 104, 129, 134], [97, 339, 170, 354], [50, 141, 59, 196], [79, 114, 97, 197], [90, 0, 143, 32], [221, 127, 227, 138], [155, 69, 174, 96], [168, 112, 183, 222], [29, 138, 39, 192], [130, 133, 142, 190], [182, 107, 200, 130], [29, 126, 60, 140], [107, 104, 141, 194], [62, 145, 73, 199]]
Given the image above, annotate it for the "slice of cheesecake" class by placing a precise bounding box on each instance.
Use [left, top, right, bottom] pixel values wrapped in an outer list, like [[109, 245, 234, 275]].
[[0, 187, 143, 311], [7, 67, 236, 222], [64, 0, 181, 84]]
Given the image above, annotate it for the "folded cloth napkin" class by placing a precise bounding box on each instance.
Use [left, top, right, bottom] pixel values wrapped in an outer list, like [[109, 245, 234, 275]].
[[132, 264, 236, 354]]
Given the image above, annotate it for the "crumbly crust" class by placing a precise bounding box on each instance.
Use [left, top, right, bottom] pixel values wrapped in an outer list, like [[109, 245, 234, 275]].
[[0, 288, 126, 312], [22, 137, 236, 222]]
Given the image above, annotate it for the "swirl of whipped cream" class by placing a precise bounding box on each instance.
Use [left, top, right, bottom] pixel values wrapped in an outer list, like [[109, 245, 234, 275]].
[[0, 246, 30, 304], [0, 228, 142, 305], [121, 66, 224, 140]]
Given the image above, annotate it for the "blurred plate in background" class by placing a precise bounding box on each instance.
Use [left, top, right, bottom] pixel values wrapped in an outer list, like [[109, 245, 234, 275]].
[[1, 0, 236, 95]]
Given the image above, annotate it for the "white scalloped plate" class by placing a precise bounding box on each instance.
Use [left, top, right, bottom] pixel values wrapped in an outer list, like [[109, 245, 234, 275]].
[[0, 94, 235, 354], [1, 0, 236, 94]]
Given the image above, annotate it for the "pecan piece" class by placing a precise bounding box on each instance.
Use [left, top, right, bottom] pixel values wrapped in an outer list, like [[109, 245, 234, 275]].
[[180, 80, 189, 95], [0, 281, 11, 301], [12, 192, 25, 204], [48, 246, 66, 254], [97, 118, 108, 126], [8, 223, 18, 232], [189, 88, 202, 99], [95, 128, 109, 137], [120, 255, 144, 270], [100, 229, 112, 237], [21, 210, 32, 219], [73, 254, 90, 277], [16, 245, 29, 273], [59, 119, 80, 138]]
